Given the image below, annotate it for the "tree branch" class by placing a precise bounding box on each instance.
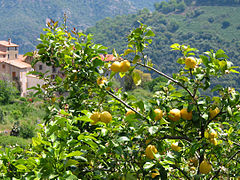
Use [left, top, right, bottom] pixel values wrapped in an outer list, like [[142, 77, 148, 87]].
[[171, 164, 191, 180], [136, 62, 194, 98], [158, 135, 192, 143], [209, 150, 240, 180], [106, 90, 147, 120]]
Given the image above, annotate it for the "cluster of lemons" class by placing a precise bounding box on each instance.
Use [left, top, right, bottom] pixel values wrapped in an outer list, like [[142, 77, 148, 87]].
[[90, 111, 112, 125], [110, 60, 131, 73]]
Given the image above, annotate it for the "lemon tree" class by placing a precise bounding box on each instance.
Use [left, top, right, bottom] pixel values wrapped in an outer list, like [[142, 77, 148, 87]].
[[0, 20, 239, 180]]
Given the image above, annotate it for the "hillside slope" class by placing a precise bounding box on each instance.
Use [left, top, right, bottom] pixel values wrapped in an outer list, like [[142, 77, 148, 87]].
[[86, 5, 240, 89], [0, 0, 163, 53]]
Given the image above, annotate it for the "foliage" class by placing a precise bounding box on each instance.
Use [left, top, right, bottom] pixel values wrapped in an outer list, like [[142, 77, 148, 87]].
[[0, 136, 31, 148], [0, 21, 239, 179], [0, 80, 19, 105]]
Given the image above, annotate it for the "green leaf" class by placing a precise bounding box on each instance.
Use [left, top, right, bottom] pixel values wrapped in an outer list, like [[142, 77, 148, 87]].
[[24, 52, 33, 57], [149, 126, 158, 135], [170, 43, 180, 50], [123, 49, 135, 56], [65, 159, 79, 167], [143, 162, 155, 170], [118, 136, 130, 143], [133, 55, 141, 64], [159, 118, 169, 125], [16, 164, 27, 170], [145, 30, 155, 37], [132, 71, 141, 86], [230, 69, 239, 74], [227, 106, 232, 116], [66, 151, 83, 158]]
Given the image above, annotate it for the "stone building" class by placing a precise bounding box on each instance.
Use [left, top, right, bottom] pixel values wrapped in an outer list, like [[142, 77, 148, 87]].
[[0, 39, 44, 96]]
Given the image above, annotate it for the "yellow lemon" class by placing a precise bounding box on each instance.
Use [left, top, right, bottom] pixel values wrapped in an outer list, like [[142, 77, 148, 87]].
[[199, 160, 212, 174], [171, 142, 182, 152], [90, 112, 101, 125], [97, 77, 107, 87], [125, 110, 135, 116], [180, 108, 192, 120], [185, 57, 197, 69], [209, 107, 220, 119], [145, 145, 158, 159], [154, 109, 163, 120], [168, 109, 181, 122], [120, 60, 131, 72], [151, 169, 160, 178], [100, 111, 112, 124], [110, 61, 121, 72], [209, 138, 218, 146]]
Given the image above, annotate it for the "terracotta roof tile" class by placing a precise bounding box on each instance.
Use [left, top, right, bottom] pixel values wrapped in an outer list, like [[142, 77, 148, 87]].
[[5, 59, 31, 69], [0, 51, 7, 55], [0, 41, 19, 47], [100, 54, 123, 62]]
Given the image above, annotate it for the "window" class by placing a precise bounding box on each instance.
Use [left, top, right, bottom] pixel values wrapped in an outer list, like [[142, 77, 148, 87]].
[[39, 65, 42, 70], [15, 54, 17, 59], [7, 47, 9, 51], [2, 64, 5, 69], [12, 72, 16, 78], [15, 47, 18, 51], [8, 54, 9, 59], [51, 75, 55, 79], [3, 55, 5, 58]]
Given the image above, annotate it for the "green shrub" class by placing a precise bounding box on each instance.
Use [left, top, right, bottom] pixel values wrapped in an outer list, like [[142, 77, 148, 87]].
[[19, 122, 35, 139], [0, 135, 30, 148]]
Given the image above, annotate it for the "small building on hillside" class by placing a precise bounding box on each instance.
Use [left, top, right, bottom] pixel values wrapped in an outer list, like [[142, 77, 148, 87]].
[[0, 39, 44, 96]]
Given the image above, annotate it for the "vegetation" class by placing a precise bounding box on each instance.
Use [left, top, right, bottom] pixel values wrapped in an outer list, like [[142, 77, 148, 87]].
[[86, 2, 240, 90], [0, 19, 239, 179]]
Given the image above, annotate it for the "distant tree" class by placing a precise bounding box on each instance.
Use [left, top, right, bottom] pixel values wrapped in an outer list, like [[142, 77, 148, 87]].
[[0, 80, 18, 104]]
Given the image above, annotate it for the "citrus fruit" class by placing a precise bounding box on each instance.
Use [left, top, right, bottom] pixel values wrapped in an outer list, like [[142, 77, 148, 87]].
[[90, 112, 101, 125], [209, 107, 220, 119], [145, 145, 158, 159], [97, 77, 107, 87], [120, 60, 131, 72], [100, 111, 112, 124], [125, 110, 135, 116], [199, 160, 212, 174], [180, 108, 192, 120], [110, 61, 121, 72], [168, 109, 181, 121], [154, 109, 163, 120], [171, 142, 182, 152], [185, 57, 197, 69]]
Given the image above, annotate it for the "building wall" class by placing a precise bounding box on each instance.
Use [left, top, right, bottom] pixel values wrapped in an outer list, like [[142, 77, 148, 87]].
[[27, 75, 45, 95]]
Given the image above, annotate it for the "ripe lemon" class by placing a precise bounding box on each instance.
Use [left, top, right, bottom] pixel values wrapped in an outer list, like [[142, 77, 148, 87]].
[[185, 57, 197, 69], [171, 142, 182, 152], [145, 145, 158, 159], [110, 61, 121, 72], [100, 111, 112, 124], [180, 108, 192, 120], [120, 60, 131, 72], [90, 112, 101, 125], [168, 109, 181, 121], [199, 160, 212, 174], [125, 110, 135, 116], [209, 138, 218, 146], [209, 131, 217, 139], [209, 107, 220, 119], [151, 169, 160, 178], [154, 109, 163, 120], [97, 77, 107, 87]]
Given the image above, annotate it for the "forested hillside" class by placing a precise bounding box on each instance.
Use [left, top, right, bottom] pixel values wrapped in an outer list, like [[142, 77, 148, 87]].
[[0, 0, 163, 53], [86, 1, 240, 89]]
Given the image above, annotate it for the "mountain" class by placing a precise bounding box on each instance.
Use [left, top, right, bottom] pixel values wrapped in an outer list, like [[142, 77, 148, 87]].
[[0, 0, 163, 53], [86, 1, 240, 89]]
